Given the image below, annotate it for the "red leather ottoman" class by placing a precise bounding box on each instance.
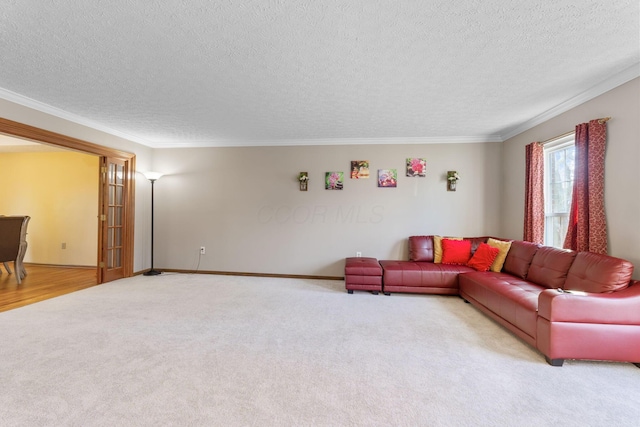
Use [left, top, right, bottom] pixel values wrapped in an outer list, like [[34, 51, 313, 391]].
[[345, 257, 383, 294]]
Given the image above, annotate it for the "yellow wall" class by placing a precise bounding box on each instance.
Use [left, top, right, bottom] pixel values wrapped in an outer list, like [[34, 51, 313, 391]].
[[0, 151, 99, 266]]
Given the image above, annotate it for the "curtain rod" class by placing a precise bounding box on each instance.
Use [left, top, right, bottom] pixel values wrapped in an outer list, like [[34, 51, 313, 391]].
[[539, 117, 611, 145], [540, 131, 574, 145]]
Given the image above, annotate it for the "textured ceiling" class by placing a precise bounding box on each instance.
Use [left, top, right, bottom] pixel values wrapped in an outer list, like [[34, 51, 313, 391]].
[[0, 1, 638, 148]]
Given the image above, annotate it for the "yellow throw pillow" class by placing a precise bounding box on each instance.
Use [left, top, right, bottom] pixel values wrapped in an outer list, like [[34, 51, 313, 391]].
[[434, 236, 463, 263], [487, 238, 512, 272]]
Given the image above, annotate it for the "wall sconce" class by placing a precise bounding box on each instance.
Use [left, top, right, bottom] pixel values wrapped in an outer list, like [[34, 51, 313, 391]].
[[298, 172, 309, 191], [447, 171, 460, 191]]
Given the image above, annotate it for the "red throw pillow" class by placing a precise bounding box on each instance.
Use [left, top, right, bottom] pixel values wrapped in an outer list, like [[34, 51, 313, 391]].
[[441, 239, 472, 265], [467, 242, 501, 272]]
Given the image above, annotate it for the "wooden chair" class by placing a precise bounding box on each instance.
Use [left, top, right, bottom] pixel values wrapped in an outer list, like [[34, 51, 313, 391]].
[[0, 216, 30, 284]]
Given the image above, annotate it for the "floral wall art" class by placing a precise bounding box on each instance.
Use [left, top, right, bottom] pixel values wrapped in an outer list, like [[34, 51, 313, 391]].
[[406, 158, 426, 177], [325, 172, 344, 190], [350, 160, 370, 179], [377, 169, 397, 188]]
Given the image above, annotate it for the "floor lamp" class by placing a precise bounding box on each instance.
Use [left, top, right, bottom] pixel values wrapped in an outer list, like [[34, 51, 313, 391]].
[[142, 171, 164, 276]]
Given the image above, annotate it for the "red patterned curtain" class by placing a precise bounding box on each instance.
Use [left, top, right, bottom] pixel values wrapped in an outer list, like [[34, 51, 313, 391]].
[[524, 142, 544, 244], [563, 119, 608, 253]]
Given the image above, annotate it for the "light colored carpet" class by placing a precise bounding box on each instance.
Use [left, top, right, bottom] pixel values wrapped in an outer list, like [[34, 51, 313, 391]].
[[0, 274, 638, 426]]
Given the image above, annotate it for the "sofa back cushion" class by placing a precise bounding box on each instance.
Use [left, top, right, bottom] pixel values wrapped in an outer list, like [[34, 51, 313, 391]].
[[526, 247, 577, 289], [409, 236, 434, 262], [564, 252, 634, 293], [503, 240, 540, 279]]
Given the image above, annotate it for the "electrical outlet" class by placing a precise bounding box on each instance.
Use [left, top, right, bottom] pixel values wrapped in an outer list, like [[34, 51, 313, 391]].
[[200, 246, 206, 255], [61, 242, 66, 249], [356, 251, 361, 257]]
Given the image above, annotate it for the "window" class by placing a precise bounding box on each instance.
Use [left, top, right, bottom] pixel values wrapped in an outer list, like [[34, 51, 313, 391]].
[[543, 135, 575, 248]]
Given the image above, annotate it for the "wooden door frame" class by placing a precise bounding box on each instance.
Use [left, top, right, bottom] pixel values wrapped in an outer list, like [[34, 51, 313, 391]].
[[0, 117, 136, 283]]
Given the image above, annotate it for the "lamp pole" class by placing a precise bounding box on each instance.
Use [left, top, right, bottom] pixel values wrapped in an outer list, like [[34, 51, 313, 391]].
[[143, 172, 163, 276]]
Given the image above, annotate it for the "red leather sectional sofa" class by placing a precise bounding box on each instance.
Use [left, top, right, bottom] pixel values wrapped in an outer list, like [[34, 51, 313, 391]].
[[377, 236, 640, 367]]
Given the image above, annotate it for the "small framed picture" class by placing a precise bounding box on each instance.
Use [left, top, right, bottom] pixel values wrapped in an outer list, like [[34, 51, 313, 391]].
[[406, 158, 426, 177], [378, 169, 397, 187], [325, 172, 344, 190], [350, 161, 370, 179]]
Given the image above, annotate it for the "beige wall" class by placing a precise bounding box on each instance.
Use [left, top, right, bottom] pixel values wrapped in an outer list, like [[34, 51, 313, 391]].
[[501, 77, 640, 278], [2, 78, 638, 277], [151, 142, 502, 276], [0, 151, 99, 266]]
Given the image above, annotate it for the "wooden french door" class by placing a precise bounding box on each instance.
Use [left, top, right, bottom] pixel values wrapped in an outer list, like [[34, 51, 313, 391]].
[[99, 157, 133, 283]]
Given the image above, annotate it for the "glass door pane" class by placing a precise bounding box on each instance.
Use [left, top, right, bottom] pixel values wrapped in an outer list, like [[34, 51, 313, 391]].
[[101, 158, 128, 282]]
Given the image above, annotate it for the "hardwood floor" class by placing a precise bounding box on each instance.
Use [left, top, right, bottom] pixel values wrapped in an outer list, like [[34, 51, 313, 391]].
[[0, 264, 98, 312]]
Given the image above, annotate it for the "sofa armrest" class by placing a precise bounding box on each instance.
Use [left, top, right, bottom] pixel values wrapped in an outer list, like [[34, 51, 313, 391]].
[[538, 281, 640, 324]]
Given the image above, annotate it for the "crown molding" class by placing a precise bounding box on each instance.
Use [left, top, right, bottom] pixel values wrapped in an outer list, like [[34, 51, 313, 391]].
[[0, 87, 155, 147], [500, 63, 640, 141], [150, 135, 503, 148]]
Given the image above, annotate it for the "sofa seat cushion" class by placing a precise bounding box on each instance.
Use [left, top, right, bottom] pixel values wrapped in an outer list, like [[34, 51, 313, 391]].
[[459, 272, 544, 339], [379, 260, 474, 289]]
